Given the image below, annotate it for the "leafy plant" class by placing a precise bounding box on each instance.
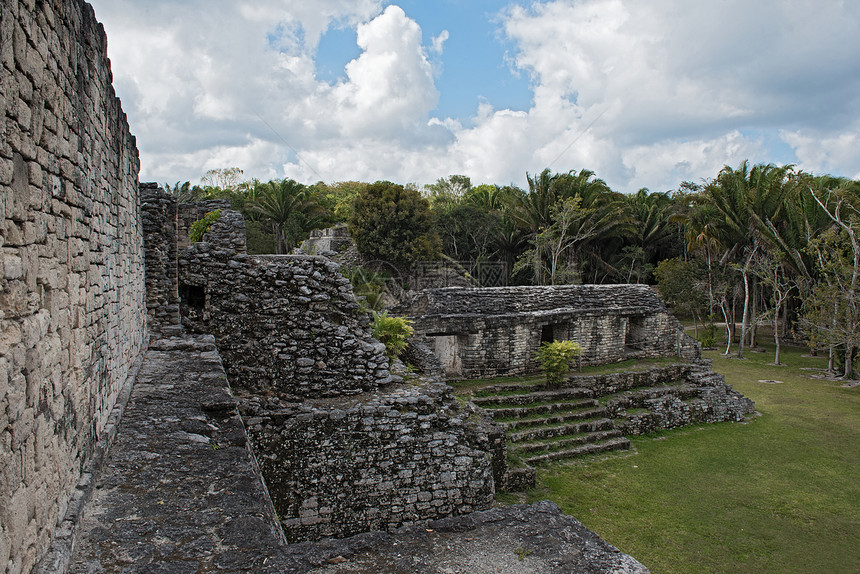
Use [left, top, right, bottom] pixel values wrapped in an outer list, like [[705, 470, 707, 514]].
[[345, 266, 389, 312], [372, 312, 414, 360], [535, 340, 583, 386], [348, 180, 441, 271], [189, 209, 221, 243]]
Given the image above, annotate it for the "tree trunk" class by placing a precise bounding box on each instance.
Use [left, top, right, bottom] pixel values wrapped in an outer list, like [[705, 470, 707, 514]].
[[750, 277, 758, 348], [737, 268, 750, 359], [720, 301, 732, 355], [731, 291, 737, 344], [773, 303, 781, 365]]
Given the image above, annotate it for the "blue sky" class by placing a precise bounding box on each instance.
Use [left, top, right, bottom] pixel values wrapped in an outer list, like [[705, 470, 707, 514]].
[[88, 0, 860, 192], [317, 1, 533, 122]]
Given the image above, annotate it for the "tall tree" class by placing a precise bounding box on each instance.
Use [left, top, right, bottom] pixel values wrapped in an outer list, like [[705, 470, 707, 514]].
[[706, 161, 794, 358], [512, 169, 624, 284], [622, 189, 683, 283], [201, 167, 244, 190], [349, 181, 441, 271], [802, 180, 860, 378], [251, 179, 323, 254]]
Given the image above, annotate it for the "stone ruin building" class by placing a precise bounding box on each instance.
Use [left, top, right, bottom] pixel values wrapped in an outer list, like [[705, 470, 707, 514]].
[[1, 1, 753, 572], [142, 189, 502, 543], [394, 285, 701, 379]]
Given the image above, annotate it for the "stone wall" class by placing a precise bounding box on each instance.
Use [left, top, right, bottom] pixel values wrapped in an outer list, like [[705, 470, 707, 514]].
[[300, 224, 354, 255], [177, 200, 245, 254], [0, 1, 145, 572], [140, 185, 179, 330], [396, 285, 700, 378], [559, 362, 755, 434], [242, 380, 498, 541], [161, 205, 499, 540], [598, 363, 756, 435], [400, 284, 670, 315], [179, 244, 391, 397]]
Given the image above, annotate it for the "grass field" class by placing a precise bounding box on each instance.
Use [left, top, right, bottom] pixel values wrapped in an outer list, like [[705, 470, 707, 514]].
[[515, 344, 860, 573]]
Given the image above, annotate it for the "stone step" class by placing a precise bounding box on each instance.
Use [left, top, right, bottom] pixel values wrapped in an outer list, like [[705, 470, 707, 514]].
[[509, 417, 616, 443], [475, 383, 540, 395], [608, 384, 700, 406], [688, 373, 725, 386], [483, 398, 600, 419], [499, 407, 609, 431], [512, 429, 625, 455], [472, 387, 593, 407], [523, 436, 631, 465]]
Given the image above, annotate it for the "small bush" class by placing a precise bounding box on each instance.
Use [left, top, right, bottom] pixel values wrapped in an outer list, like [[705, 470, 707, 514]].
[[535, 340, 583, 386], [372, 312, 414, 360], [345, 266, 389, 312], [189, 209, 222, 243], [699, 322, 718, 348]]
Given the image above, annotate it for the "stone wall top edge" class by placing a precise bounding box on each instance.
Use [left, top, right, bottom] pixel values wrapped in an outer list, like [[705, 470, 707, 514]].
[[422, 284, 655, 294], [252, 254, 338, 264], [244, 380, 450, 413], [84, 0, 139, 156], [412, 306, 662, 321]]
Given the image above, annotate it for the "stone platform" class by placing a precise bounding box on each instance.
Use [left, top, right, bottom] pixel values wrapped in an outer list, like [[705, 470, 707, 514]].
[[65, 335, 291, 573], [59, 334, 648, 573]]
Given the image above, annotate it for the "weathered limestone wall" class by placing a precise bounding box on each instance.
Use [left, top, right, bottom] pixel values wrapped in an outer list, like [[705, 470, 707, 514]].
[[300, 224, 353, 255], [158, 205, 498, 540], [0, 1, 145, 572], [398, 285, 700, 378], [242, 380, 499, 541], [179, 246, 391, 397], [139, 185, 179, 330], [402, 284, 669, 315], [566, 362, 756, 434], [177, 200, 245, 253]]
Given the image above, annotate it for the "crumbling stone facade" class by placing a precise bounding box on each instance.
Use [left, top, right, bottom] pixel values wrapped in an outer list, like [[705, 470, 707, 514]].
[[395, 285, 701, 378], [1, 1, 145, 571], [243, 380, 498, 540], [176, 199, 245, 253], [179, 249, 392, 397], [139, 195, 500, 540], [300, 224, 353, 256], [569, 362, 755, 433], [140, 185, 179, 331]]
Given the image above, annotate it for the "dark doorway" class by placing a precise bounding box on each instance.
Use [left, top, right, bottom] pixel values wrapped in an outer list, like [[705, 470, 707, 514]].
[[541, 324, 555, 344], [180, 283, 206, 310]]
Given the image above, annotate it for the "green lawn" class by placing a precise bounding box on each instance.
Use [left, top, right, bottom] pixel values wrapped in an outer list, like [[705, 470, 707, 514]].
[[518, 345, 860, 574]]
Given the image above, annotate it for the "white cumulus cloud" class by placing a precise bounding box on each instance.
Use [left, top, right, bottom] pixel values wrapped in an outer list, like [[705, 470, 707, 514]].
[[90, 0, 860, 192]]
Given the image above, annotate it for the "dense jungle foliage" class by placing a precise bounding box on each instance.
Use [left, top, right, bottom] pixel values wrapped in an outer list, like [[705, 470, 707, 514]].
[[170, 162, 860, 377]]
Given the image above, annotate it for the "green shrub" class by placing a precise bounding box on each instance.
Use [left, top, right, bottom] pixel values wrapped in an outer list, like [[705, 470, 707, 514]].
[[345, 266, 389, 312], [699, 322, 718, 347], [348, 181, 441, 270], [372, 312, 414, 360], [535, 340, 583, 386], [189, 209, 222, 243]]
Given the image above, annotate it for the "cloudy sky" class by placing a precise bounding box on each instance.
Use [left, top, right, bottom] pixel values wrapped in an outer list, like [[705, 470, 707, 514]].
[[88, 0, 860, 193]]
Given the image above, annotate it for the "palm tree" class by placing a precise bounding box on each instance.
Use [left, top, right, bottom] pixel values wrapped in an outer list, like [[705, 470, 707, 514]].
[[621, 189, 683, 282], [251, 179, 324, 254], [705, 161, 794, 357], [682, 197, 734, 350], [553, 170, 628, 283], [510, 169, 626, 284]]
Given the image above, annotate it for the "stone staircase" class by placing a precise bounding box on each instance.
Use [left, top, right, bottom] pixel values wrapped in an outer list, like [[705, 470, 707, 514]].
[[445, 361, 757, 496], [464, 361, 754, 471], [472, 385, 632, 466]]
